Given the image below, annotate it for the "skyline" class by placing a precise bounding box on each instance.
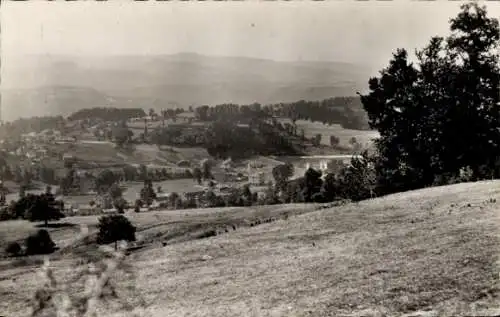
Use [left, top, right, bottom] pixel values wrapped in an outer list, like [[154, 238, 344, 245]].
[[4, 1, 499, 68]]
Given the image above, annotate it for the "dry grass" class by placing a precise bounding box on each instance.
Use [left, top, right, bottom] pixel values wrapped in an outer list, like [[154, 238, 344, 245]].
[[290, 119, 379, 147], [1, 181, 500, 316]]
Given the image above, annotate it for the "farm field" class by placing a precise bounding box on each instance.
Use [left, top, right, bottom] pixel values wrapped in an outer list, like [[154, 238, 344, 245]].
[[290, 119, 379, 147], [123, 179, 203, 201], [1, 181, 500, 316], [47, 140, 209, 168]]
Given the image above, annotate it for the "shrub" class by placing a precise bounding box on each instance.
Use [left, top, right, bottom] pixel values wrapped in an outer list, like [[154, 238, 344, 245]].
[[0, 205, 15, 221], [319, 151, 377, 202], [330, 135, 340, 147], [25, 229, 56, 255], [97, 214, 136, 250], [432, 166, 475, 187], [113, 197, 128, 213], [196, 229, 217, 239], [134, 199, 142, 212], [5, 241, 22, 257]]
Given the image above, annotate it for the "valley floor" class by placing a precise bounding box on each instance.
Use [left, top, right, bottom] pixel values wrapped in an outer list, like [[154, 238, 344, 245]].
[[1, 181, 500, 316]]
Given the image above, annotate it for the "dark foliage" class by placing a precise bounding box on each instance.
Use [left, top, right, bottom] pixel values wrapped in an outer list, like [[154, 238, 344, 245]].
[[192, 167, 203, 185], [111, 125, 134, 148], [327, 152, 376, 201], [195, 230, 217, 240], [97, 215, 136, 250], [95, 169, 120, 194], [272, 163, 295, 192], [5, 241, 22, 257], [9, 192, 65, 226], [204, 120, 299, 159], [140, 180, 157, 207], [150, 124, 206, 147], [25, 229, 56, 255], [113, 197, 128, 214], [303, 168, 324, 202], [134, 199, 142, 213], [68, 107, 146, 122], [359, 2, 500, 195], [193, 98, 369, 130]]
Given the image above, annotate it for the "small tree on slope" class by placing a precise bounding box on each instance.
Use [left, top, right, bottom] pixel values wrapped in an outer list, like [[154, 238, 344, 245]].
[[97, 215, 136, 251]]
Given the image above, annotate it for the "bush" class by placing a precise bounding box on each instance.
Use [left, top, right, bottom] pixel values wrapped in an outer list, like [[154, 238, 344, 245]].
[[0, 205, 15, 221], [319, 151, 377, 202], [5, 241, 22, 257], [25, 229, 56, 255], [339, 160, 375, 201], [134, 199, 142, 213], [97, 214, 136, 250], [195, 229, 217, 240], [113, 197, 128, 213]]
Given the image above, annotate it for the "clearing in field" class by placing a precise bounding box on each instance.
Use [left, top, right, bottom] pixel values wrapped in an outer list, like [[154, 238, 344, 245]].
[[291, 119, 379, 147]]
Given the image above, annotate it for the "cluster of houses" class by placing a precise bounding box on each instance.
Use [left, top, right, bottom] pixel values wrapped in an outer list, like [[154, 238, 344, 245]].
[[0, 129, 78, 165], [20, 129, 76, 144]]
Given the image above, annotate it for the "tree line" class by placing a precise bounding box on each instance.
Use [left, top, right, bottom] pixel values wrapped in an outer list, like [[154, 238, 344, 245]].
[[191, 97, 369, 130], [67, 107, 146, 122]]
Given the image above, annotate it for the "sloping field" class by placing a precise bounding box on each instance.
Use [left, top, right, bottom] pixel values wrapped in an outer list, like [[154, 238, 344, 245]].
[[1, 181, 500, 316], [291, 119, 379, 147], [62, 141, 125, 164], [120, 144, 208, 166], [52, 140, 209, 168]]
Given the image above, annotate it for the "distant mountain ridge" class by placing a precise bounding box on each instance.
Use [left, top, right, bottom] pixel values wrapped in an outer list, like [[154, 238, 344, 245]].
[[1, 53, 374, 121]]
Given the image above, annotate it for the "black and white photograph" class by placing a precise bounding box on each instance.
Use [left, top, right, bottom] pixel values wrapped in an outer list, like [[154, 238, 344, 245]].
[[1, 1, 500, 316]]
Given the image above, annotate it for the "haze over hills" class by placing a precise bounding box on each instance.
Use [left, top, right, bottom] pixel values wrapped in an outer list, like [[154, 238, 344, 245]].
[[1, 53, 374, 121]]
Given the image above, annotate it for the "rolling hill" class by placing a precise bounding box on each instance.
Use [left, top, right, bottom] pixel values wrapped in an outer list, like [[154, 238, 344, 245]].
[[1, 53, 374, 121], [0, 181, 499, 316]]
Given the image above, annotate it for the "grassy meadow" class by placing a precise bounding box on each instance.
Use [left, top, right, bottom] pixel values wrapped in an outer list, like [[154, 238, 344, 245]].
[[291, 119, 379, 147], [1, 181, 500, 316]]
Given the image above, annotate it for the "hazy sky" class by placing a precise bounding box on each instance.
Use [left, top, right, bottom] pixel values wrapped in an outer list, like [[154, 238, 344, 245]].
[[3, 1, 500, 71]]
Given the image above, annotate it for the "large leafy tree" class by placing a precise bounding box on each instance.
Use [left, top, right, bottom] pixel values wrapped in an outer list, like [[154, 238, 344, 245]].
[[360, 2, 500, 194], [95, 169, 119, 194], [272, 162, 294, 192], [24, 192, 65, 227], [97, 214, 136, 250]]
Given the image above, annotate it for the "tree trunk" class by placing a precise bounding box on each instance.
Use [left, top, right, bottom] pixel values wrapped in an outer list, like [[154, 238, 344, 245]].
[[114, 241, 117, 251], [45, 219, 48, 227]]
